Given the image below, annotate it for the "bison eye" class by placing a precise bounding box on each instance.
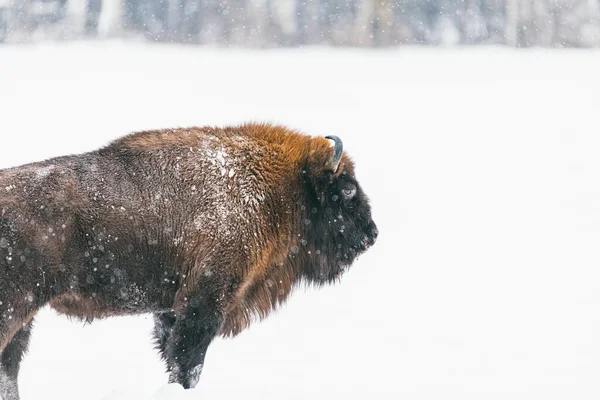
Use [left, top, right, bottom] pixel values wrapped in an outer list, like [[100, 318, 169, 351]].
[[341, 186, 356, 200]]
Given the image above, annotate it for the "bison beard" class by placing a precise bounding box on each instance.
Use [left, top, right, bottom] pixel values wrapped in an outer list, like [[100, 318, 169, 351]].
[[0, 123, 378, 398]]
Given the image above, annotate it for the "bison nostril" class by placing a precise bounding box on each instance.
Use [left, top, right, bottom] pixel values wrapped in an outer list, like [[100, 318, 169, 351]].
[[370, 224, 379, 241]]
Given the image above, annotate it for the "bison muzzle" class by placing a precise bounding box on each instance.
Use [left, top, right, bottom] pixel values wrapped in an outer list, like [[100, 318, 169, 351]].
[[0, 123, 378, 399]]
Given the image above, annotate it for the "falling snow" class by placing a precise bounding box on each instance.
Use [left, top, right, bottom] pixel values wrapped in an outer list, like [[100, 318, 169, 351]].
[[0, 36, 599, 400]]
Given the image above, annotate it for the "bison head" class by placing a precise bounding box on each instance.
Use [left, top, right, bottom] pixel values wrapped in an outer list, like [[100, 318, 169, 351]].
[[300, 135, 378, 284]]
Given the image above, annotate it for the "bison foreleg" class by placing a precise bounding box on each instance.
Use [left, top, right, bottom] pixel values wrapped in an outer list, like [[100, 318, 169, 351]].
[[0, 320, 33, 400], [165, 296, 222, 389], [0, 372, 18, 400], [153, 312, 176, 366]]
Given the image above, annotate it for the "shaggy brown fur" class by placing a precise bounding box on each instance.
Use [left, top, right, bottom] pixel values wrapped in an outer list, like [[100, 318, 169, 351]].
[[0, 123, 378, 399]]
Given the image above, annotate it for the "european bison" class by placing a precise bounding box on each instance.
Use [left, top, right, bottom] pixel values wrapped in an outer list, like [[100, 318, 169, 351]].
[[0, 123, 378, 399]]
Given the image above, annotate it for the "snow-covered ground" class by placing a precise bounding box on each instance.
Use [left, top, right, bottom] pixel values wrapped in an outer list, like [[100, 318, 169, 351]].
[[1, 42, 600, 400]]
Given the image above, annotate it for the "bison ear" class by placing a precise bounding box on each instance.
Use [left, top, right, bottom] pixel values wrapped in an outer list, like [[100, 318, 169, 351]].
[[307, 136, 344, 188]]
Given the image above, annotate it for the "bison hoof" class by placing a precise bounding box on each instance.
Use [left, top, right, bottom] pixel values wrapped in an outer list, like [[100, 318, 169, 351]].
[[168, 364, 203, 389]]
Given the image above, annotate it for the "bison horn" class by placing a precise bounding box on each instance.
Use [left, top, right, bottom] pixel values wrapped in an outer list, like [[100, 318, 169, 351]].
[[325, 135, 343, 173]]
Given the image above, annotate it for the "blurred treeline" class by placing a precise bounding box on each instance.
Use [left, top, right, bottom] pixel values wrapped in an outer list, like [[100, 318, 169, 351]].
[[1, 0, 599, 46]]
